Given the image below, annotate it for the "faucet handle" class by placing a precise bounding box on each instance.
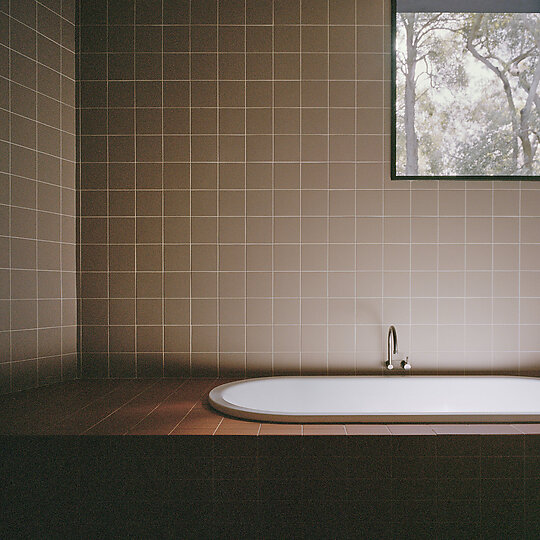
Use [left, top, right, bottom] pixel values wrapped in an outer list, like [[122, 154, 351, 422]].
[[385, 360, 394, 370], [401, 356, 412, 370]]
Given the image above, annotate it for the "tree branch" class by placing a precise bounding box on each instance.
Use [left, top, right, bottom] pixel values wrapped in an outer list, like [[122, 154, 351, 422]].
[[466, 14, 520, 167], [415, 13, 443, 44]]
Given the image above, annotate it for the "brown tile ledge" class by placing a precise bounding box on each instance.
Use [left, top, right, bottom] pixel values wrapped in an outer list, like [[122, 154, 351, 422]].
[[1, 378, 540, 435], [2, 379, 539, 539]]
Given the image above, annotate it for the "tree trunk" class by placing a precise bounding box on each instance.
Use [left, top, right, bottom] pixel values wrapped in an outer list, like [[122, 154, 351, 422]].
[[466, 14, 520, 173], [403, 14, 419, 176], [518, 56, 540, 174]]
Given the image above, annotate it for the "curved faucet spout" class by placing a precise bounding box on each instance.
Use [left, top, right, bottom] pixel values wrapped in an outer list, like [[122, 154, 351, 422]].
[[386, 325, 398, 370]]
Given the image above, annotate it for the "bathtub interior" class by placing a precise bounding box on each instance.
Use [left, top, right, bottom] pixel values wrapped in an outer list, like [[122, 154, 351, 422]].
[[209, 376, 540, 422]]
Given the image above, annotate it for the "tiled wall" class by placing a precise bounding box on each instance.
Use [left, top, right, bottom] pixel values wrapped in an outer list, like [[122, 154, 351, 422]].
[[0, 0, 77, 393], [77, 0, 540, 379]]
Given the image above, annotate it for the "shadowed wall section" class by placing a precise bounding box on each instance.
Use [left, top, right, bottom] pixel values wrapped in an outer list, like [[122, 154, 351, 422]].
[[0, 0, 77, 393], [77, 0, 540, 379]]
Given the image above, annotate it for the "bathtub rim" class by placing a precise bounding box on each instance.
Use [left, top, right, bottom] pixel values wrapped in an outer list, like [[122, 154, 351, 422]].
[[208, 375, 540, 424]]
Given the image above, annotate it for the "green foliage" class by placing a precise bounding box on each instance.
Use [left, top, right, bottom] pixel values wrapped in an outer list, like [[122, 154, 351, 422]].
[[396, 12, 540, 176]]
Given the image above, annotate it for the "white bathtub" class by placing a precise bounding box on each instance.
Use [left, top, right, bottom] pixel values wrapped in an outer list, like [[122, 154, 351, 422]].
[[209, 376, 540, 423]]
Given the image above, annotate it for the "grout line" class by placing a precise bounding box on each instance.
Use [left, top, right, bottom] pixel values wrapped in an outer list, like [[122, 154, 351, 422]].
[[216, 0, 220, 378], [76, 0, 81, 380], [0, 348, 80, 362], [243, 0, 247, 378], [380, 43, 385, 372], [76, 24, 388, 28], [124, 378, 188, 434], [41, 346, 527, 353], [78, 158, 409, 164], [354, 0, 358, 375], [76, 23, 387, 28], [133, 0, 138, 378], [53, 379, 128, 423], [35, 0, 75, 27], [40, 239, 533, 246], [59, 2, 64, 382], [34, 3, 39, 387], [298, 1, 302, 376], [212, 416, 224, 435], [436, 155, 440, 374], [77, 77, 387, 82], [8, 7, 12, 392], [0, 233, 76, 244], [54, 268, 537, 277], [2, 109, 76, 137], [55, 296, 538, 302], [167, 379, 217, 434], [2, 38, 76, 81], [491, 180, 494, 374], [270, 1, 275, 377], [161, 0, 165, 377], [81, 378, 160, 434], [188, 3, 193, 377], [326, 0, 330, 376], [518, 179, 522, 375], [71, 218, 538, 227], [78, 73, 387, 79], [74, 185, 525, 195], [76, 104, 386, 110], [105, 1, 110, 378], [409, 140, 412, 363], [464, 181, 467, 373]]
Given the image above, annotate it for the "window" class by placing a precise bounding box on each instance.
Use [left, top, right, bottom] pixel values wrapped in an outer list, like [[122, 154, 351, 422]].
[[392, 0, 540, 179]]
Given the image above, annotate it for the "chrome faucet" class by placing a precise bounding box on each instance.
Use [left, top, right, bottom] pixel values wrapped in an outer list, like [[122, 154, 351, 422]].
[[386, 325, 411, 370], [386, 325, 397, 370]]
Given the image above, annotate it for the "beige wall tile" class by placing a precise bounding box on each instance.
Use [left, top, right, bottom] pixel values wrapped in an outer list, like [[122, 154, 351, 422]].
[[68, 0, 540, 384]]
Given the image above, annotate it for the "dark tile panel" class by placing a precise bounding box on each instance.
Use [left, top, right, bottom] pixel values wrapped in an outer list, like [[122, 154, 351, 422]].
[[348, 456, 392, 478], [481, 456, 524, 479], [525, 456, 540, 478], [437, 434, 482, 456], [301, 502, 351, 538], [392, 477, 437, 500], [437, 477, 481, 500], [481, 434, 524, 456], [481, 477, 524, 500], [392, 434, 437, 456], [437, 456, 481, 479], [257, 432, 304, 454], [1, 427, 539, 539], [525, 435, 540, 456]]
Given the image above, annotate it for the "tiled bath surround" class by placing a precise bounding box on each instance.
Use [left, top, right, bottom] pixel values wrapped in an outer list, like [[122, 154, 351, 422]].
[[1, 380, 540, 538], [76, 0, 540, 379], [0, 0, 77, 393], [3, 434, 540, 539]]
